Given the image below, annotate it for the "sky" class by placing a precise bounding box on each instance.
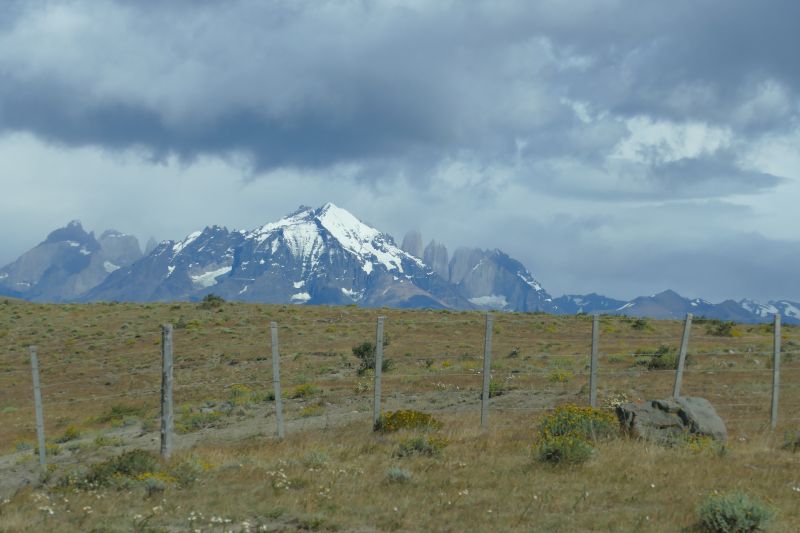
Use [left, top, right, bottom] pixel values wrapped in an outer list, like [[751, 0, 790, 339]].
[[1, 0, 799, 302]]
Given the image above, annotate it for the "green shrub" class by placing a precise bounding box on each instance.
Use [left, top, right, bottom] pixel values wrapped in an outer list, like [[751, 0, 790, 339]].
[[487, 379, 505, 398], [535, 405, 617, 466], [537, 434, 593, 465], [706, 320, 735, 337], [199, 294, 225, 310], [697, 492, 773, 532], [95, 404, 148, 425], [386, 467, 412, 483], [782, 429, 800, 452], [631, 318, 649, 331], [374, 410, 442, 433], [176, 410, 223, 433], [169, 457, 206, 487], [55, 425, 81, 443], [394, 436, 447, 458], [679, 434, 727, 457], [548, 369, 573, 383], [84, 449, 160, 487], [228, 383, 254, 405], [352, 341, 393, 375], [290, 384, 319, 399], [634, 345, 681, 370]]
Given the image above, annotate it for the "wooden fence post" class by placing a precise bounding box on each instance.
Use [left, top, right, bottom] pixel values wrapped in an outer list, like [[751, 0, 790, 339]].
[[672, 313, 693, 398], [30, 346, 46, 467], [590, 314, 600, 408], [481, 313, 493, 430], [771, 314, 781, 430], [373, 316, 385, 428], [160, 324, 174, 459], [271, 322, 285, 439]]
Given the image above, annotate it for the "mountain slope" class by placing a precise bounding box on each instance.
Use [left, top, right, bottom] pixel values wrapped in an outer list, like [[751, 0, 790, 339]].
[[0, 221, 141, 302], [448, 248, 552, 311], [86, 204, 472, 309], [85, 225, 241, 302]]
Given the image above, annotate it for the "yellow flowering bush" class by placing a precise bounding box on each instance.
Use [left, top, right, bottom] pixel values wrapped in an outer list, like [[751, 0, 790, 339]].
[[536, 405, 618, 465]]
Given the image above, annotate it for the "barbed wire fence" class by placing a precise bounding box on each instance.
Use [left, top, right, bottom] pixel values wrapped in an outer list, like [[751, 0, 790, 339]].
[[5, 311, 799, 466]]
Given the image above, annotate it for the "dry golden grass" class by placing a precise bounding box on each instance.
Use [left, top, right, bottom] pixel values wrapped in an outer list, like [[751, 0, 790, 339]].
[[1, 413, 799, 531], [1, 298, 799, 531]]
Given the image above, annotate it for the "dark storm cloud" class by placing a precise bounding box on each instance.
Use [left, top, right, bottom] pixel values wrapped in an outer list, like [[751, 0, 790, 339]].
[[0, 0, 797, 196]]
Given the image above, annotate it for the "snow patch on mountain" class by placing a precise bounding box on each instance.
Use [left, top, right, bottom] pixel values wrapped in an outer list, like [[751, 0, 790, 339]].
[[103, 261, 120, 273], [740, 299, 778, 317], [191, 266, 232, 288], [291, 292, 311, 302], [317, 203, 420, 274], [469, 295, 508, 308], [173, 231, 202, 255], [341, 287, 364, 301]]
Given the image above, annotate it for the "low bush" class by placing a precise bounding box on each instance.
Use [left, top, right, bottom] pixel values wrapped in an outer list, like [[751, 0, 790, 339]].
[[679, 434, 727, 457], [548, 370, 573, 383], [95, 404, 149, 425], [176, 410, 223, 433], [705, 320, 735, 337], [199, 294, 225, 310], [290, 384, 319, 399], [486, 379, 505, 398], [537, 434, 593, 465], [634, 345, 681, 370], [782, 429, 800, 452], [394, 435, 447, 458], [55, 425, 81, 443], [535, 405, 617, 465], [374, 410, 442, 433], [85, 449, 160, 488], [538, 404, 618, 442], [386, 467, 412, 483], [697, 492, 773, 532], [228, 383, 254, 406], [352, 341, 393, 375]]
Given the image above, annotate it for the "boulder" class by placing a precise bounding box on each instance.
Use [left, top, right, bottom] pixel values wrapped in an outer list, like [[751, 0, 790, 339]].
[[616, 396, 727, 443]]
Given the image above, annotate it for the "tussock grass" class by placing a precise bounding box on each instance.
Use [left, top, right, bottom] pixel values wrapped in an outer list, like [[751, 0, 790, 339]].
[[2, 414, 799, 531]]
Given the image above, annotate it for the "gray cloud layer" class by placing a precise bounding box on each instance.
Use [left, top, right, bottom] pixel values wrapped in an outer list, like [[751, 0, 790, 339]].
[[1, 1, 797, 193]]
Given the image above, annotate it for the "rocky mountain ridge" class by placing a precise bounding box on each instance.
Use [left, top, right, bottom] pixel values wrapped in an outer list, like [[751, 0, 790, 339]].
[[1, 206, 798, 324]]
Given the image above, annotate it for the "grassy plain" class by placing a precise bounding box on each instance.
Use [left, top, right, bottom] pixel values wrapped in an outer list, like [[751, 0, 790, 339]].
[[0, 298, 799, 531]]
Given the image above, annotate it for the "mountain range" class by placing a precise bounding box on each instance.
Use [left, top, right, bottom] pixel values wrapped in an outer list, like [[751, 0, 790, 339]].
[[1, 203, 797, 324]]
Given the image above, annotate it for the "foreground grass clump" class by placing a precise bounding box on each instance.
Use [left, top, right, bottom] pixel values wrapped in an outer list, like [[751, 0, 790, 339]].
[[394, 435, 448, 458], [58, 449, 208, 492], [79, 449, 159, 488], [537, 434, 594, 465], [536, 404, 617, 464], [697, 492, 773, 532], [374, 410, 442, 433]]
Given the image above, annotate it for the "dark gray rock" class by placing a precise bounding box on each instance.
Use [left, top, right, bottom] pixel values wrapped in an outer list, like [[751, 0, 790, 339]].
[[400, 230, 423, 259], [423, 240, 449, 281], [616, 396, 727, 443]]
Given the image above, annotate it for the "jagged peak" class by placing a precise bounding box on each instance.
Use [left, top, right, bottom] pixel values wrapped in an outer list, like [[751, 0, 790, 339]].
[[289, 205, 314, 217], [100, 229, 126, 239]]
